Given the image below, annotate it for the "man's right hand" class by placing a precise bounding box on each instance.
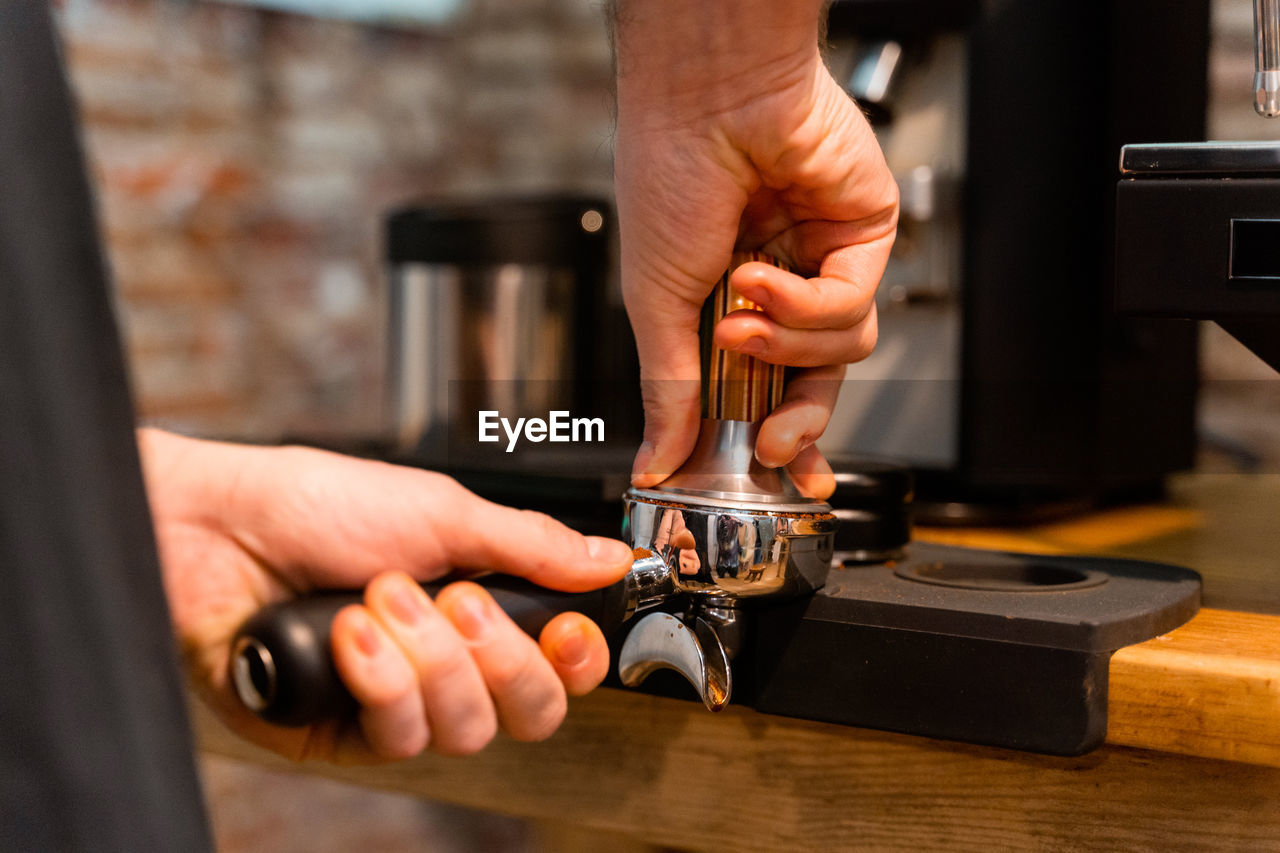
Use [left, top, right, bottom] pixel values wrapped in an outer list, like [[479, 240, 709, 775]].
[[612, 0, 899, 499]]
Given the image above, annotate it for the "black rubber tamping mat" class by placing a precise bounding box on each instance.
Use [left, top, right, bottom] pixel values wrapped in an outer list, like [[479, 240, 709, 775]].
[[749, 542, 1201, 755]]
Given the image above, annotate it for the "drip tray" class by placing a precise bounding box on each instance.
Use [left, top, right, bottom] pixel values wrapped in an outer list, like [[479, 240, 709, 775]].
[[749, 542, 1201, 755]]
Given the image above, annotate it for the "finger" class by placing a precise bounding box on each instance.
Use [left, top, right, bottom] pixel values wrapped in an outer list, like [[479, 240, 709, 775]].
[[207, 445, 635, 595], [330, 604, 429, 760], [440, 492, 634, 592], [767, 214, 898, 291], [538, 612, 611, 696], [786, 444, 836, 500], [715, 303, 879, 368], [364, 572, 498, 757], [625, 310, 704, 489], [728, 261, 875, 331], [755, 364, 844, 468], [631, 374, 702, 489], [435, 582, 568, 743]]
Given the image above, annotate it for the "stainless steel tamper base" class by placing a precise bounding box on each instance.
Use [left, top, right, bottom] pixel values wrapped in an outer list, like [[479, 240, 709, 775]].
[[655, 419, 809, 507], [618, 417, 836, 709]]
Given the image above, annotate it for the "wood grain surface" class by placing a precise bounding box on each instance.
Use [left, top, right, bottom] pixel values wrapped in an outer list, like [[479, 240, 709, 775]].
[[1110, 608, 1280, 767], [194, 691, 1280, 852]]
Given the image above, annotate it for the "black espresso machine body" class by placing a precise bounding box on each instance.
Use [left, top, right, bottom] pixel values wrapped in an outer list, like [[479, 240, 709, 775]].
[[822, 0, 1209, 519]]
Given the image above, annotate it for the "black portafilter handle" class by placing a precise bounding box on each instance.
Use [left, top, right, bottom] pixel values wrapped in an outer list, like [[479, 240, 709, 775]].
[[231, 574, 631, 727]]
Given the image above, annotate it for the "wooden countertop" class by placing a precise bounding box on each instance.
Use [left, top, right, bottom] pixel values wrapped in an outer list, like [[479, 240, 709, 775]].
[[196, 472, 1280, 851]]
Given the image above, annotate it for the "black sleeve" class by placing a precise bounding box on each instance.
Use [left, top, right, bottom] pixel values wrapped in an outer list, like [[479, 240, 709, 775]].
[[0, 3, 212, 850]]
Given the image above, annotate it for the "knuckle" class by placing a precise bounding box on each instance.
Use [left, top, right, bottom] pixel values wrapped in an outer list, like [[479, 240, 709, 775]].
[[421, 470, 470, 503], [509, 688, 568, 743], [785, 337, 825, 368], [358, 685, 410, 714], [856, 315, 880, 360], [434, 714, 498, 757], [839, 317, 878, 364], [516, 510, 581, 570], [379, 729, 429, 761], [364, 570, 407, 604], [484, 640, 541, 695], [883, 176, 902, 211], [810, 278, 838, 320], [285, 453, 338, 517], [414, 634, 474, 684], [521, 509, 570, 544]]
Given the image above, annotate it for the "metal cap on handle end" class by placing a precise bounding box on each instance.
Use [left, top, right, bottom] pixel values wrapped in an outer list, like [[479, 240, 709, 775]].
[[232, 636, 276, 713], [231, 595, 361, 727]]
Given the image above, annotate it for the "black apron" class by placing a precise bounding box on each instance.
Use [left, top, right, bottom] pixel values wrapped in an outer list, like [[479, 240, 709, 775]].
[[0, 3, 212, 849]]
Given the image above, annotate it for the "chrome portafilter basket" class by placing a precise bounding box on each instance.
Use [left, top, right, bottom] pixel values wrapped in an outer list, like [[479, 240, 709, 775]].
[[616, 252, 836, 710]]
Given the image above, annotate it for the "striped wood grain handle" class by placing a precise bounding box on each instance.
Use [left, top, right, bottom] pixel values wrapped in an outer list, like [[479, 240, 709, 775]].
[[702, 251, 787, 422]]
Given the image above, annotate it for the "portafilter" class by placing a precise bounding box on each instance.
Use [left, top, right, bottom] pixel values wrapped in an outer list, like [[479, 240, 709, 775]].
[[229, 252, 834, 723]]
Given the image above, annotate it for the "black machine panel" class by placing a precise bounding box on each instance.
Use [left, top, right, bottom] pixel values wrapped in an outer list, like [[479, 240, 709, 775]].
[[830, 0, 1208, 505]]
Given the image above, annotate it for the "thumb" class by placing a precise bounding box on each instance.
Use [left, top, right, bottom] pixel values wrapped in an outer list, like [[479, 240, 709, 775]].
[[210, 443, 633, 594]]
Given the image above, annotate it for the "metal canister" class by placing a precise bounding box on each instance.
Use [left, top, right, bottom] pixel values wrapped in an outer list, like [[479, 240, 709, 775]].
[[385, 195, 612, 459]]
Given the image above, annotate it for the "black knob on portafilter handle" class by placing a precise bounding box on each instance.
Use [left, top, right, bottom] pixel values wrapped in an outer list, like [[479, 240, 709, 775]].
[[231, 575, 633, 727]]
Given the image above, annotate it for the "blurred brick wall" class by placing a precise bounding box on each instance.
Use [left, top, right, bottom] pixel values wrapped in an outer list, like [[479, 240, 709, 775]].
[[55, 0, 614, 440], [54, 0, 1279, 453]]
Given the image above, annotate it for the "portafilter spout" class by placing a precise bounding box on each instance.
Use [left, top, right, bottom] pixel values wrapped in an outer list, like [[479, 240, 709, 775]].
[[619, 252, 837, 710]]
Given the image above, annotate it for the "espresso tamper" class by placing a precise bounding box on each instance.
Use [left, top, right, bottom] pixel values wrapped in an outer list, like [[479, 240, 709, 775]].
[[617, 251, 837, 710]]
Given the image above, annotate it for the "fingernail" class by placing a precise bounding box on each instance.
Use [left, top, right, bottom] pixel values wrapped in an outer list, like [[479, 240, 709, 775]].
[[386, 583, 423, 627], [553, 625, 590, 667], [354, 615, 381, 657], [586, 536, 630, 564], [739, 336, 765, 356], [450, 593, 492, 641]]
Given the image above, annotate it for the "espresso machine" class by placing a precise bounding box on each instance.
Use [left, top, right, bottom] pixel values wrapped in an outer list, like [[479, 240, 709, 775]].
[[820, 0, 1209, 519]]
